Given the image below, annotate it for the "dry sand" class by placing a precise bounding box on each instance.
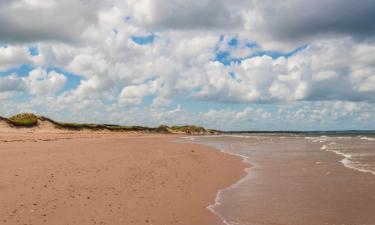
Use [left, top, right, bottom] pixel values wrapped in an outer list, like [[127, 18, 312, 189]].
[[0, 132, 245, 225]]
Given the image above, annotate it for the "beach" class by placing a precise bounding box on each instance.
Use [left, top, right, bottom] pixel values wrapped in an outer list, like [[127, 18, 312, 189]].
[[2, 130, 375, 225], [0, 131, 245, 225], [1, 0, 374, 224]]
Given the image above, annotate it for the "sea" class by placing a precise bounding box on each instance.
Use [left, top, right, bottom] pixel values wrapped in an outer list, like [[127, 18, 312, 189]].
[[185, 132, 375, 225]]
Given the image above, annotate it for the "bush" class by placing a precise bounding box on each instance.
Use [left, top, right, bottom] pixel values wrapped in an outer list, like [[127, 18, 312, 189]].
[[170, 125, 206, 134], [9, 113, 39, 127]]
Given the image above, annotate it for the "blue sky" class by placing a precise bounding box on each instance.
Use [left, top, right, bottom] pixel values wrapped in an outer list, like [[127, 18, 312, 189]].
[[0, 0, 375, 131]]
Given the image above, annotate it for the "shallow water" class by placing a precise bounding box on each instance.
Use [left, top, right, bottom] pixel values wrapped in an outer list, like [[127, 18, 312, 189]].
[[317, 135, 375, 176], [188, 134, 375, 225]]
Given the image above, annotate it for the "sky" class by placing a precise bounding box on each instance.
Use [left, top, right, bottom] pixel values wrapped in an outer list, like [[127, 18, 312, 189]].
[[0, 0, 375, 131]]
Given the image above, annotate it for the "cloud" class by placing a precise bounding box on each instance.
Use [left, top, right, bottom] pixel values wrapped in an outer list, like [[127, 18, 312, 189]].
[[119, 79, 159, 105], [26, 67, 67, 95], [0, 46, 31, 70], [23, 33, 375, 106], [0, 74, 26, 93], [0, 67, 66, 95], [131, 0, 244, 30], [1, 0, 375, 130], [0, 0, 100, 44], [243, 0, 375, 49], [188, 38, 375, 103]]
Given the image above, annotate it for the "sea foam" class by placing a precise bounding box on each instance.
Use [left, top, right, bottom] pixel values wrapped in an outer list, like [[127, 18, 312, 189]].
[[360, 136, 375, 141], [320, 143, 375, 176]]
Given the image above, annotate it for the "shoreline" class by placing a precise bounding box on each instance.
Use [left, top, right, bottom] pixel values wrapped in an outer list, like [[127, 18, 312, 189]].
[[184, 137, 255, 225], [193, 135, 375, 225], [0, 131, 246, 225]]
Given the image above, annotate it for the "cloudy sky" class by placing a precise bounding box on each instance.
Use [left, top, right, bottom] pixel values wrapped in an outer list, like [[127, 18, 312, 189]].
[[1, 0, 375, 131]]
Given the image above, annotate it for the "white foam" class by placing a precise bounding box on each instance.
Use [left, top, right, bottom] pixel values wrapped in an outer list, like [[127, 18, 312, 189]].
[[181, 136, 196, 141], [341, 158, 375, 176], [308, 136, 352, 143], [320, 143, 375, 176], [329, 149, 353, 159], [220, 134, 267, 139], [337, 136, 352, 139], [305, 136, 330, 143], [190, 134, 254, 139], [360, 136, 375, 141]]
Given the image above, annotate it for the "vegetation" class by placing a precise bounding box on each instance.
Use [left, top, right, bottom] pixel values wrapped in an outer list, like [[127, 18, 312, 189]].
[[206, 129, 222, 134], [54, 122, 157, 132], [9, 113, 39, 127], [170, 125, 207, 134], [155, 125, 170, 133], [55, 122, 106, 130], [3, 113, 221, 134]]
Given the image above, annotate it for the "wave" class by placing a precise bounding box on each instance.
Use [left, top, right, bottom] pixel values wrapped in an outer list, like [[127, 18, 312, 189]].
[[321, 143, 375, 176], [359, 136, 375, 141], [340, 158, 375, 176], [305, 136, 330, 143], [306, 136, 352, 143]]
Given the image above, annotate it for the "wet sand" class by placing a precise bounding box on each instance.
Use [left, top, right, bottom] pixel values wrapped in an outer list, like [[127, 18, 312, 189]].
[[0, 132, 245, 225], [197, 136, 375, 225]]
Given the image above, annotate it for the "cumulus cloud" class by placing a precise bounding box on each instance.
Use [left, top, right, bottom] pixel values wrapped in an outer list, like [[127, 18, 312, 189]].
[[119, 79, 159, 105], [0, 67, 66, 96], [243, 0, 375, 49], [131, 0, 244, 30], [0, 0, 100, 44], [0, 74, 26, 93], [26, 68, 67, 95], [0, 0, 375, 130], [188, 38, 375, 103], [0, 46, 31, 70]]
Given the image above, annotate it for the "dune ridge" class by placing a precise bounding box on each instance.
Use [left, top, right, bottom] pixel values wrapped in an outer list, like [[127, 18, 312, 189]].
[[0, 113, 220, 135]]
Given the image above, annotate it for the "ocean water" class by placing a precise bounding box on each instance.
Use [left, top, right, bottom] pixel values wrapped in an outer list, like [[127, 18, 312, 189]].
[[186, 133, 375, 225], [316, 135, 375, 176]]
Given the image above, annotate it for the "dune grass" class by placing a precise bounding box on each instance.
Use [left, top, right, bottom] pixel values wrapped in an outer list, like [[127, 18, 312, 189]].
[[170, 125, 207, 134], [5, 113, 220, 134], [9, 113, 39, 127]]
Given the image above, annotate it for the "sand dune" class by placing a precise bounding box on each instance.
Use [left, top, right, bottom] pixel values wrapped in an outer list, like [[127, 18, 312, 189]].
[[0, 113, 219, 135]]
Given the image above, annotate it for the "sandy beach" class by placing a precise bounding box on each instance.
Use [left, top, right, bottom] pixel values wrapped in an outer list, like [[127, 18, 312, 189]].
[[0, 131, 245, 225]]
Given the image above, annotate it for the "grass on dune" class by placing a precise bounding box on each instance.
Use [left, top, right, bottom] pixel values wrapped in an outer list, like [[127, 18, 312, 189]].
[[9, 113, 39, 127], [54, 122, 169, 132], [170, 125, 221, 134], [6, 113, 220, 134], [170, 125, 207, 133]]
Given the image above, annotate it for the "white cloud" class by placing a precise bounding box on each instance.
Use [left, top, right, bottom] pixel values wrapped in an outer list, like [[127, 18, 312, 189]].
[[0, 74, 26, 93], [0, 0, 375, 130], [26, 68, 67, 95], [187, 38, 375, 103], [0, 46, 31, 70], [131, 0, 244, 30], [242, 0, 375, 50], [119, 80, 158, 105], [0, 67, 66, 96], [0, 0, 101, 44]]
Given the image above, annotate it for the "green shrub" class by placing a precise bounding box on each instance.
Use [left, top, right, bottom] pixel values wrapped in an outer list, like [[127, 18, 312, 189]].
[[9, 113, 39, 127], [170, 125, 206, 133]]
